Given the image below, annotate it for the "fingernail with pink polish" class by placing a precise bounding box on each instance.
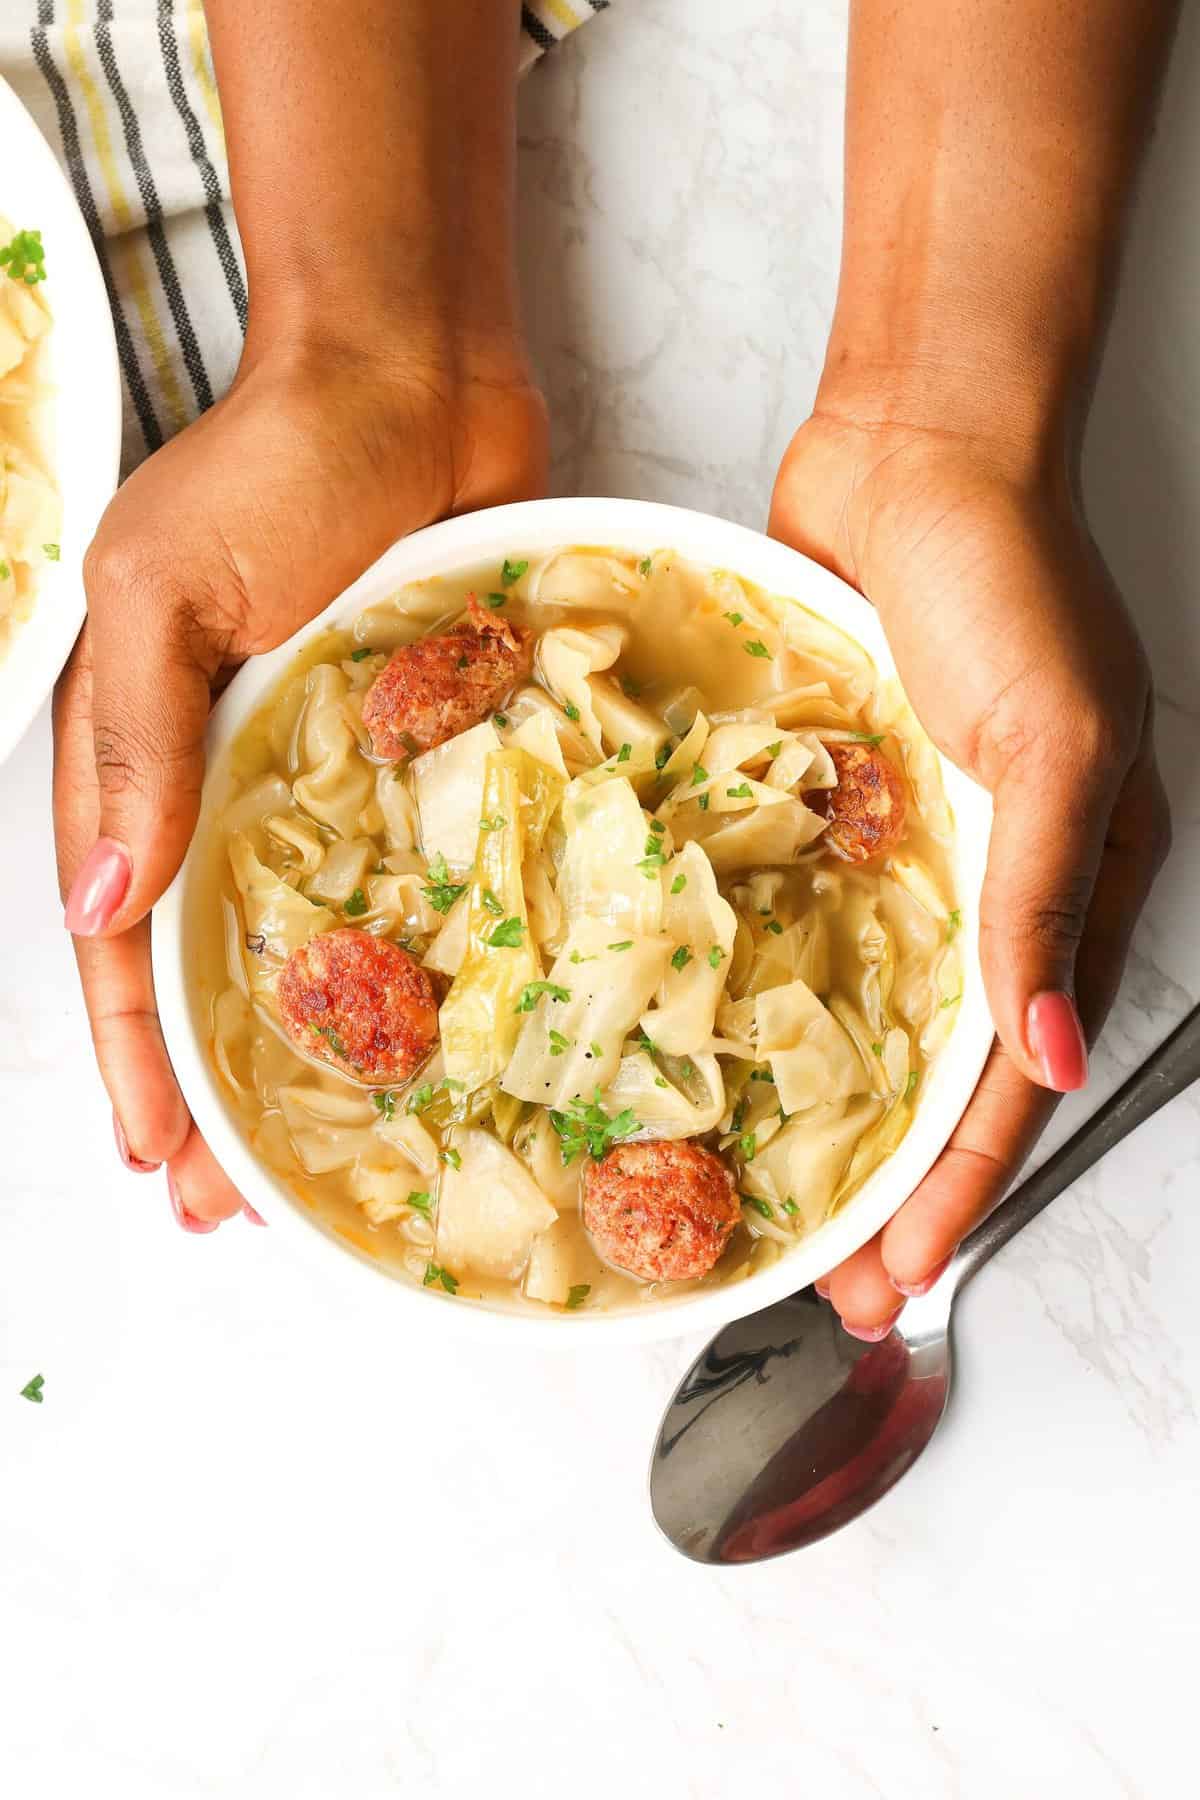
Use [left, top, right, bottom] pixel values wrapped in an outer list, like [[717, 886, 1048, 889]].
[[242, 1202, 267, 1227], [1027, 990, 1088, 1092], [64, 837, 131, 936], [892, 1255, 953, 1298], [113, 1110, 159, 1174], [814, 1280, 831, 1299], [168, 1174, 218, 1235], [843, 1310, 902, 1343]]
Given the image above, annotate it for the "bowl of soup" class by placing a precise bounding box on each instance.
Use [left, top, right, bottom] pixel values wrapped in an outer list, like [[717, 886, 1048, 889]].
[[153, 498, 993, 1342]]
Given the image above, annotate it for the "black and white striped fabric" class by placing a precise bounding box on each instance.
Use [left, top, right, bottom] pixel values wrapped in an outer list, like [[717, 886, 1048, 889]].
[[3, 1, 607, 475]]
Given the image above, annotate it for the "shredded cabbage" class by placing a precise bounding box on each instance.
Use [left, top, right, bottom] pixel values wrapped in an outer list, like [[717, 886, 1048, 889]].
[[641, 842, 736, 1055], [558, 774, 665, 935], [412, 718, 500, 874], [755, 977, 869, 1115]]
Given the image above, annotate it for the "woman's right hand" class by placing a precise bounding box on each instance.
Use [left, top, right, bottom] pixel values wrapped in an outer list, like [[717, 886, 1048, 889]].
[[54, 328, 546, 1229]]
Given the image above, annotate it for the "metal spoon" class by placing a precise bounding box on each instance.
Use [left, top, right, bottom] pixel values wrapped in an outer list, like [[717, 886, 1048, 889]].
[[650, 1003, 1200, 1565]]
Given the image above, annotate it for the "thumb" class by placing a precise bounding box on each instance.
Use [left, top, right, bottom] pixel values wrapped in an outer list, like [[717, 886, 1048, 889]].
[[978, 742, 1121, 1094], [64, 576, 211, 937]]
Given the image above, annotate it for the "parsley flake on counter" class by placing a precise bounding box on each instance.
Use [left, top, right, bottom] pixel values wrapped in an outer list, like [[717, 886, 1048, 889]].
[[422, 852, 466, 915], [549, 1089, 641, 1166], [488, 916, 525, 949], [501, 557, 528, 587], [744, 639, 771, 659], [343, 887, 368, 917], [566, 1283, 592, 1309], [516, 980, 571, 1013], [20, 1373, 44, 1403], [423, 1262, 459, 1293], [670, 945, 693, 972], [1, 228, 46, 285]]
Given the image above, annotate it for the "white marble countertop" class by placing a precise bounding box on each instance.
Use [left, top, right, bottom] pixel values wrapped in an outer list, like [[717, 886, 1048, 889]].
[[3, 4, 1199, 1795]]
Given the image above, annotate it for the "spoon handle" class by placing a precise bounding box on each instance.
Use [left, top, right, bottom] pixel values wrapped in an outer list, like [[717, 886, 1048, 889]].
[[952, 1001, 1200, 1287]]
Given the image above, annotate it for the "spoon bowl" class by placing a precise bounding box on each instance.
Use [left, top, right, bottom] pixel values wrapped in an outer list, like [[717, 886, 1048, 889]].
[[651, 1004, 1200, 1563]]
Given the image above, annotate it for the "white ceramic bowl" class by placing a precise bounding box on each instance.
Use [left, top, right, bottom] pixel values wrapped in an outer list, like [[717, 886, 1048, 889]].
[[154, 498, 994, 1344], [0, 76, 121, 768]]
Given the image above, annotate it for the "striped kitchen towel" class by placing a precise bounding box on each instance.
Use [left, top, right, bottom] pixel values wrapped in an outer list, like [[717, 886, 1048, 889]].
[[1, 1, 608, 476]]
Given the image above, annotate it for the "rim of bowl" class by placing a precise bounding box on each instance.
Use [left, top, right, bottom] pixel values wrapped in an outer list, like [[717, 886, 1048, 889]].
[[153, 497, 994, 1346], [0, 76, 122, 769]]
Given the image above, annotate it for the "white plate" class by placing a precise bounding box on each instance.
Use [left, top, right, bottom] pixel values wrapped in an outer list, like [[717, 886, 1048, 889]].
[[154, 498, 995, 1345], [0, 75, 121, 768]]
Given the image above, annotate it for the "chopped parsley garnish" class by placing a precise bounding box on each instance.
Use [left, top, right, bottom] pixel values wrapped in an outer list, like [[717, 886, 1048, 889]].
[[43, 542, 60, 561], [566, 1283, 592, 1308], [494, 713, 509, 729], [19, 1373, 44, 1403], [749, 1067, 775, 1084], [636, 1031, 658, 1057], [441, 1148, 462, 1170], [478, 814, 506, 832], [723, 610, 744, 627], [407, 1083, 435, 1115], [456, 655, 470, 671], [588, 1041, 603, 1059], [783, 1197, 800, 1218], [620, 675, 643, 699], [570, 950, 598, 964], [440, 1077, 466, 1094], [850, 732, 885, 746], [422, 853, 467, 915], [501, 558, 528, 587], [946, 909, 962, 942], [638, 557, 652, 577], [372, 1090, 397, 1122], [487, 916, 525, 949], [671, 945, 693, 972], [744, 639, 771, 659], [423, 1262, 459, 1293], [0, 229, 45, 285], [707, 945, 725, 969], [766, 741, 782, 759], [764, 919, 783, 935], [0, 561, 9, 580], [698, 792, 710, 811], [939, 992, 962, 1011], [549, 1089, 641, 1166], [654, 1075, 668, 1089], [871, 1042, 883, 1058], [407, 1191, 433, 1216], [743, 1192, 772, 1218], [484, 592, 508, 609], [655, 740, 673, 770], [906, 1071, 920, 1097], [607, 940, 633, 952], [690, 763, 708, 787], [670, 873, 687, 894], [649, 818, 666, 835], [731, 1099, 748, 1133], [726, 783, 753, 800], [564, 701, 581, 723], [548, 1029, 571, 1056], [480, 887, 505, 916], [515, 980, 571, 1013], [617, 742, 632, 764], [739, 1132, 757, 1162], [680, 1060, 696, 1079], [349, 646, 374, 662], [343, 887, 368, 916]]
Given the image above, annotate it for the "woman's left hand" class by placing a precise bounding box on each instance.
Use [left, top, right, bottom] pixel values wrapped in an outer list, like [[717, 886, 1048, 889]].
[[770, 410, 1170, 1337]]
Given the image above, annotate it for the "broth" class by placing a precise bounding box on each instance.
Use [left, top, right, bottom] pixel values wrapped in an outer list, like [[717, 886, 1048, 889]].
[[190, 546, 962, 1315]]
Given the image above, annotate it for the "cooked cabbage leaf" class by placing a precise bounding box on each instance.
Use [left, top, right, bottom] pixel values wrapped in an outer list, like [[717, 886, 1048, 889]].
[[412, 718, 500, 875], [292, 665, 373, 839], [741, 1096, 883, 1233], [436, 1128, 557, 1280], [641, 842, 736, 1055], [536, 622, 625, 751], [601, 1048, 725, 1140], [228, 832, 335, 965], [755, 976, 869, 1115], [558, 774, 665, 935]]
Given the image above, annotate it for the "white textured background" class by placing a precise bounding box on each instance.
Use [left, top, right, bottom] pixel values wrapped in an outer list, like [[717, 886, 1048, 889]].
[[3, 3, 1199, 1795]]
